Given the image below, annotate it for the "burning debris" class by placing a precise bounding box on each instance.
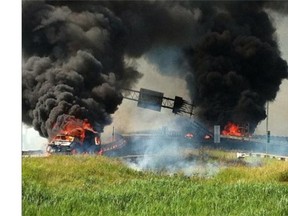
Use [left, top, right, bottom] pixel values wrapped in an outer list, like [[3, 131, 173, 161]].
[[222, 122, 247, 137], [22, 1, 288, 141]]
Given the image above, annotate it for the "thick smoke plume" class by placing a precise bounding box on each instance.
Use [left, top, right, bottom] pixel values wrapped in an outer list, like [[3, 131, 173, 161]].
[[22, 0, 143, 137], [23, 0, 288, 138], [184, 1, 288, 131]]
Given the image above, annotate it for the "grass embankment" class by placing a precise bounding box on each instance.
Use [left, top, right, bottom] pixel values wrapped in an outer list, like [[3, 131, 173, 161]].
[[23, 154, 288, 216]]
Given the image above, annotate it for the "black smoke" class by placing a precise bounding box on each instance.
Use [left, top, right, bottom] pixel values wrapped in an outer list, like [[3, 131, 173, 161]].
[[22, 0, 143, 137], [22, 1, 288, 138], [184, 1, 288, 131]]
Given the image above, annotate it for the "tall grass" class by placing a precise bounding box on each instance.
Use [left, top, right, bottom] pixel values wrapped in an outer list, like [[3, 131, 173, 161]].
[[22, 155, 288, 216]]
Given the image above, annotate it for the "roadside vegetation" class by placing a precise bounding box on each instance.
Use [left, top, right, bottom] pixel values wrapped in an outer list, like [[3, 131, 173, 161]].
[[22, 152, 288, 216]]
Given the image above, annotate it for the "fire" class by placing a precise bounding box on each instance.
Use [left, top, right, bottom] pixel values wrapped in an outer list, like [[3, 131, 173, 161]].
[[222, 122, 243, 137], [51, 116, 96, 141], [185, 133, 194, 139]]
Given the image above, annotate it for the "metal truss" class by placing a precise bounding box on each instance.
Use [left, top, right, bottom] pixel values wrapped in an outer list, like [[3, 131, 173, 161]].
[[121, 88, 194, 117]]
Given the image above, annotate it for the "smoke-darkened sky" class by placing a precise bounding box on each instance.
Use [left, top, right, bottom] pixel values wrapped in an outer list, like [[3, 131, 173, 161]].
[[22, 0, 288, 140], [106, 10, 288, 137]]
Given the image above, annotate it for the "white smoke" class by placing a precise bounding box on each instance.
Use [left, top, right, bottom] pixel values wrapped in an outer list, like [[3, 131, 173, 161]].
[[123, 127, 221, 177]]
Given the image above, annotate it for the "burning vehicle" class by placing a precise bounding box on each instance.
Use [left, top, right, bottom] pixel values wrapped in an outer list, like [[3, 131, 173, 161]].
[[45, 115, 127, 155], [45, 116, 103, 155], [46, 129, 102, 155], [221, 122, 251, 141]]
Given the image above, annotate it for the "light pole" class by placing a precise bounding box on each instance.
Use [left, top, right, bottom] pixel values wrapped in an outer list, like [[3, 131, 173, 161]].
[[266, 102, 269, 154]]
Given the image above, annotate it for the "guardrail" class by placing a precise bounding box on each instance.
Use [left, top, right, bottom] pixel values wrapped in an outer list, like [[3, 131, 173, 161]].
[[237, 152, 288, 161]]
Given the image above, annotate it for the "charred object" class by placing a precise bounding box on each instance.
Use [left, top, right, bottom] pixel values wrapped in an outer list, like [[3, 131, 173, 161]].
[[46, 129, 102, 155]]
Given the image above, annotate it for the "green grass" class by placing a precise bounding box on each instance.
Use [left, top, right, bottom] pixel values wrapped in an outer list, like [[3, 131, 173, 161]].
[[22, 154, 288, 216]]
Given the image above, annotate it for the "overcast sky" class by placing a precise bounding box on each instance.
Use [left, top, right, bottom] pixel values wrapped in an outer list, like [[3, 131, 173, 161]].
[[255, 13, 288, 136]]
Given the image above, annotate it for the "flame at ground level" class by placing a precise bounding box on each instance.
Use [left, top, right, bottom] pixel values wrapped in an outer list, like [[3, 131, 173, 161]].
[[222, 122, 243, 137]]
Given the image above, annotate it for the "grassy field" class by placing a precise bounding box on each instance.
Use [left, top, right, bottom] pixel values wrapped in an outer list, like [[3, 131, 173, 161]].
[[22, 153, 288, 216]]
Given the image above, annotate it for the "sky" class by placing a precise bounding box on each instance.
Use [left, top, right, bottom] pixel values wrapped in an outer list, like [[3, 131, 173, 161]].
[[254, 12, 288, 136]]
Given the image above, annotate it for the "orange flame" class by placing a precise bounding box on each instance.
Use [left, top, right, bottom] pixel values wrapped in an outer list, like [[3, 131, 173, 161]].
[[185, 133, 194, 139], [52, 116, 97, 141], [222, 122, 243, 137]]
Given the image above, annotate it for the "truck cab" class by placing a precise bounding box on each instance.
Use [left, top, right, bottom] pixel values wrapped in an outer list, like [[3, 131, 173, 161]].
[[46, 129, 102, 155]]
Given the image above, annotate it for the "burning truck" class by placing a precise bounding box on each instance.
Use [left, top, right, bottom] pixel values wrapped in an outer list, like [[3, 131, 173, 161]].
[[46, 129, 102, 155], [46, 116, 103, 155], [45, 115, 127, 155]]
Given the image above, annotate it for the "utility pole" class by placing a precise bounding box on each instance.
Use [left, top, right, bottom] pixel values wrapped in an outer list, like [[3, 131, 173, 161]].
[[112, 126, 115, 141], [266, 102, 270, 154]]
